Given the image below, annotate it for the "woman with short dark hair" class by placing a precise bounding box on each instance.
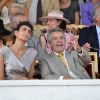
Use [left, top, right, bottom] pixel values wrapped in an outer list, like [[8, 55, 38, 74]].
[[0, 21, 38, 80]]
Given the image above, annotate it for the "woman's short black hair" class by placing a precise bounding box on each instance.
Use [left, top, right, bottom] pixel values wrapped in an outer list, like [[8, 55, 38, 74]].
[[16, 21, 33, 32]]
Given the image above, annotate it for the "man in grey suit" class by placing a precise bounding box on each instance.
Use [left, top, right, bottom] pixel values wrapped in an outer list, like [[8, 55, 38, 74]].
[[40, 28, 91, 79]]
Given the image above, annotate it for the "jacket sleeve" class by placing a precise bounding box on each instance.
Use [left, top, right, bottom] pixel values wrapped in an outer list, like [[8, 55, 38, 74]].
[[39, 59, 61, 79], [77, 48, 91, 67]]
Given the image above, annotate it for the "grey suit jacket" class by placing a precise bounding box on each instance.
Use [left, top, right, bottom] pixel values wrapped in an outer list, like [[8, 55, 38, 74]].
[[40, 49, 91, 79]]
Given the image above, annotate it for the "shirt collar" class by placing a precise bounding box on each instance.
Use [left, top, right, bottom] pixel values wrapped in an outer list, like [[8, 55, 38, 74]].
[[53, 50, 65, 57], [96, 25, 100, 35]]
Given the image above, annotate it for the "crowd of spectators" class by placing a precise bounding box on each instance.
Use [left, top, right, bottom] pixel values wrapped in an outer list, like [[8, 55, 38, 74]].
[[0, 0, 100, 80]]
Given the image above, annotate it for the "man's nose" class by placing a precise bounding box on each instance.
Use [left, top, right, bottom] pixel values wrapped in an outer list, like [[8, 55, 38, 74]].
[[57, 38, 62, 42]]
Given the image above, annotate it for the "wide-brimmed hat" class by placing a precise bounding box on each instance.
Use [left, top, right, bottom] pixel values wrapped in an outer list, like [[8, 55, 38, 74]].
[[39, 10, 70, 24], [0, 19, 12, 37]]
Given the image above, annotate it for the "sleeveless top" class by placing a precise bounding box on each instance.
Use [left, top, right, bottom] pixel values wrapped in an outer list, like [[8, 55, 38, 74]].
[[0, 46, 37, 80]]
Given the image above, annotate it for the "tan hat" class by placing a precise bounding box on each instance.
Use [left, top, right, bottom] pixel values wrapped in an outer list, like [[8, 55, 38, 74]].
[[39, 10, 70, 24]]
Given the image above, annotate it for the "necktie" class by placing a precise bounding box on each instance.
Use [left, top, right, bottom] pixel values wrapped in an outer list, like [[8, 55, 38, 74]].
[[58, 53, 67, 67], [36, 0, 42, 24]]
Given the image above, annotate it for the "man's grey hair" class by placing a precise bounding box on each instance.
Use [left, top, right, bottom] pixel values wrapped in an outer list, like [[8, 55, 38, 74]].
[[9, 3, 24, 10], [47, 28, 66, 42], [11, 13, 26, 22], [8, 3, 24, 15]]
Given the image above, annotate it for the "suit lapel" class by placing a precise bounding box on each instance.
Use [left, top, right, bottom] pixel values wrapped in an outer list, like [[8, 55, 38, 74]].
[[51, 51, 77, 75], [65, 51, 77, 74], [49, 52, 69, 75]]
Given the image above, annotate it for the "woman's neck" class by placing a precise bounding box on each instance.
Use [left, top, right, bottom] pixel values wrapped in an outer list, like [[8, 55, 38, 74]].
[[12, 39, 26, 51]]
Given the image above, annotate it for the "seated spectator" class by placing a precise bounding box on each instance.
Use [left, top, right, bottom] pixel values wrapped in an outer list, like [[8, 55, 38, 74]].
[[59, 0, 80, 24], [0, 19, 14, 47], [81, 0, 100, 26], [8, 3, 29, 21], [15, 0, 29, 15], [10, 13, 29, 30], [78, 4, 100, 73], [40, 28, 91, 79], [1, 34, 14, 47], [0, 21, 38, 80]]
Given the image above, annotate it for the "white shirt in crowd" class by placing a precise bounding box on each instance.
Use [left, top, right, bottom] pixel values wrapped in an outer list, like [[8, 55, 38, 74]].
[[96, 25, 100, 57], [29, 0, 44, 24]]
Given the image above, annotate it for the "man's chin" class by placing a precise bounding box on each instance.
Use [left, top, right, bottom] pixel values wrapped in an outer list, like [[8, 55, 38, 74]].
[[56, 49, 64, 53]]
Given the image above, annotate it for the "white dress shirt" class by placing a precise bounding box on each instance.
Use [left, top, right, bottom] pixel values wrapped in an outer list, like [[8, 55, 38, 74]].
[[96, 25, 100, 57], [63, 51, 78, 79], [54, 51, 78, 80]]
